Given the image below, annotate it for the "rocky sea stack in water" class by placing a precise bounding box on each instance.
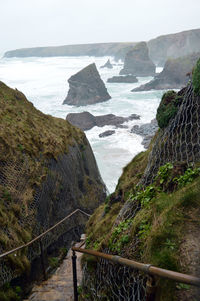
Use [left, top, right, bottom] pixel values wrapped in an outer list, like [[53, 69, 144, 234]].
[[100, 59, 113, 69], [120, 42, 156, 76], [63, 63, 111, 106], [66, 111, 140, 131], [132, 53, 200, 91]]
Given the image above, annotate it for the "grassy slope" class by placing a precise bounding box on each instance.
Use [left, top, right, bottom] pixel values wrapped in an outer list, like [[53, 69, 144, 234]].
[[0, 81, 86, 280], [85, 142, 200, 300]]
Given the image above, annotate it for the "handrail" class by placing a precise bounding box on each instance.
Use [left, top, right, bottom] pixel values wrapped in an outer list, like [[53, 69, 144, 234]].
[[72, 247, 200, 287], [0, 209, 91, 259]]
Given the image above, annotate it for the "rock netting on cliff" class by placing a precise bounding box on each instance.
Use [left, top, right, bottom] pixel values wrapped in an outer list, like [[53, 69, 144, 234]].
[[0, 81, 106, 288], [120, 42, 156, 76], [63, 63, 111, 106], [142, 82, 200, 184]]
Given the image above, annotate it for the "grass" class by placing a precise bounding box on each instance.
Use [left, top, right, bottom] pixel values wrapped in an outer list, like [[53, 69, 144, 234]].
[[85, 161, 200, 300], [0, 81, 91, 296]]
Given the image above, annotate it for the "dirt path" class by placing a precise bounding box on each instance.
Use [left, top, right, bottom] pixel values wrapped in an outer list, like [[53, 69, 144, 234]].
[[25, 243, 84, 301]]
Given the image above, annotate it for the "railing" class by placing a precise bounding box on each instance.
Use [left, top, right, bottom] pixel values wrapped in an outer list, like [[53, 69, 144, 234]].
[[0, 209, 91, 281], [71, 246, 200, 301]]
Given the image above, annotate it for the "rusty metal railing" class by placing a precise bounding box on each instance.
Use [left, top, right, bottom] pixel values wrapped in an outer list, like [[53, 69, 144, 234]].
[[71, 246, 200, 301], [0, 209, 91, 281]]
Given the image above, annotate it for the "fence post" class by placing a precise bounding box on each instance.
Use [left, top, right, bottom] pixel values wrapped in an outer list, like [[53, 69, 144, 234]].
[[146, 275, 156, 301], [39, 240, 47, 280], [72, 250, 78, 301]]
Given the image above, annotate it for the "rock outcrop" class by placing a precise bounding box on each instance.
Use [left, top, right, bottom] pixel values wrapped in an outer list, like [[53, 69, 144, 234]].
[[100, 59, 113, 69], [131, 119, 158, 148], [99, 130, 115, 138], [107, 75, 138, 83], [66, 111, 140, 131], [119, 42, 156, 76], [148, 28, 200, 66], [132, 53, 200, 91], [0, 81, 106, 292], [63, 63, 111, 106]]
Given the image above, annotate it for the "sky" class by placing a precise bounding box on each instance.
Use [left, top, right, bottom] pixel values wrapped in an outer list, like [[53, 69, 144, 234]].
[[0, 0, 200, 53]]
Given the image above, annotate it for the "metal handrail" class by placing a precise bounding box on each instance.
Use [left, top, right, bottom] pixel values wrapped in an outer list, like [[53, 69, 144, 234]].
[[0, 209, 91, 259], [72, 247, 200, 287]]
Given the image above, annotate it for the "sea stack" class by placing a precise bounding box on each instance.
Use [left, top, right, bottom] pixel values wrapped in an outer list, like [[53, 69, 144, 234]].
[[100, 59, 113, 69], [63, 63, 111, 106], [120, 42, 156, 76]]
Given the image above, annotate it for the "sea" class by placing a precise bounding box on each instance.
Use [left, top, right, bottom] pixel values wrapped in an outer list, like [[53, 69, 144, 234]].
[[0, 54, 164, 193]]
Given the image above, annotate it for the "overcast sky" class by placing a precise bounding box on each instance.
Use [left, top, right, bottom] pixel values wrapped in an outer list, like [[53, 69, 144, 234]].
[[0, 0, 200, 53]]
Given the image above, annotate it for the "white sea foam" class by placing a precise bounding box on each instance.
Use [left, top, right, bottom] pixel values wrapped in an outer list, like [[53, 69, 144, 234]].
[[0, 55, 163, 192]]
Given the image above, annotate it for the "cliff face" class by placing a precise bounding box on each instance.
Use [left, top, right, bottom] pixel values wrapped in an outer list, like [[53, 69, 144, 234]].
[[0, 81, 106, 289], [63, 63, 111, 106], [132, 53, 200, 91], [4, 42, 137, 61], [81, 62, 200, 300], [148, 28, 200, 66], [120, 42, 156, 76]]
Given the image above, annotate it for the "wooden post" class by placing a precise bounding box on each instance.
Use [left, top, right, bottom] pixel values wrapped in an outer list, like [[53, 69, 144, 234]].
[[72, 250, 78, 301]]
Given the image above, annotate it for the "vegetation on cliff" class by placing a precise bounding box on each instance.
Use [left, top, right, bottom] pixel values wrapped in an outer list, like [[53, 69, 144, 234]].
[[83, 70, 200, 300], [192, 58, 200, 96], [0, 81, 106, 299]]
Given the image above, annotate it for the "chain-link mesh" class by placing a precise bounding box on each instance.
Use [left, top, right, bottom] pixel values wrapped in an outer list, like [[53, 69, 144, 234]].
[[0, 152, 92, 286], [82, 258, 147, 301], [142, 82, 200, 184]]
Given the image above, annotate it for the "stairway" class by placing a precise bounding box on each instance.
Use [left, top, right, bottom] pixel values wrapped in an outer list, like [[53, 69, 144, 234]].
[[24, 239, 85, 301]]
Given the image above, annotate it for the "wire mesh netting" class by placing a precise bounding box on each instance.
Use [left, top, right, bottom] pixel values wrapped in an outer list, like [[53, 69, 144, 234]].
[[142, 83, 200, 185], [0, 154, 89, 286]]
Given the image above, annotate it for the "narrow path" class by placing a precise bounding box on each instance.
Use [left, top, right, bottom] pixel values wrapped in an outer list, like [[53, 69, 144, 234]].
[[25, 242, 84, 301]]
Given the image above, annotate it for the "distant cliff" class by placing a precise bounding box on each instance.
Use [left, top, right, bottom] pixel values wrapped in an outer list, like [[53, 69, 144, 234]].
[[4, 42, 137, 61], [0, 81, 106, 297], [148, 28, 200, 66]]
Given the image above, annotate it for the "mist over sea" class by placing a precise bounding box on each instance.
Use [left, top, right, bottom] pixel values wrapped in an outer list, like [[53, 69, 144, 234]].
[[0, 55, 163, 192]]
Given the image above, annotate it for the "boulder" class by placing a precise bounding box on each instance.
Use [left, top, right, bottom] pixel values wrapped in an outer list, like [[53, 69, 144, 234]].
[[107, 75, 138, 83], [100, 59, 113, 69], [119, 42, 156, 76], [132, 53, 200, 92], [66, 111, 140, 131], [99, 130, 115, 138], [63, 63, 111, 106], [131, 119, 158, 148]]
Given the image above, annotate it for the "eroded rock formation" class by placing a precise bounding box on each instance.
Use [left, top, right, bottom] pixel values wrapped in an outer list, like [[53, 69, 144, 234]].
[[63, 63, 111, 106], [119, 42, 156, 76], [100, 59, 113, 69], [132, 53, 200, 91], [66, 111, 140, 131]]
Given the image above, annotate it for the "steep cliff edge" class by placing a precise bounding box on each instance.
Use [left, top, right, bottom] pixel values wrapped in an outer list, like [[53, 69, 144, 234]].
[[0, 81, 106, 299], [81, 60, 200, 300], [148, 28, 200, 66]]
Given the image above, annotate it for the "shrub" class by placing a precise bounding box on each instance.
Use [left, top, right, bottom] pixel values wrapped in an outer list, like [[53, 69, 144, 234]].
[[192, 58, 200, 96], [156, 90, 178, 129]]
